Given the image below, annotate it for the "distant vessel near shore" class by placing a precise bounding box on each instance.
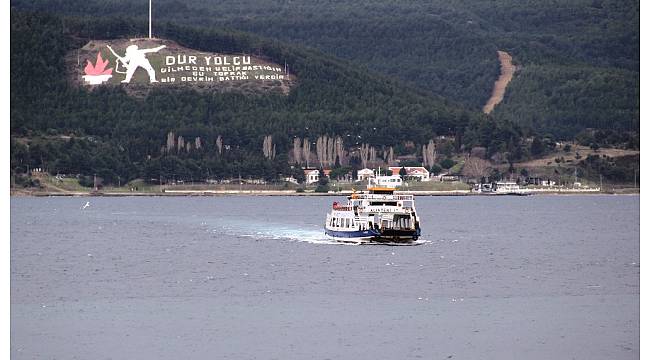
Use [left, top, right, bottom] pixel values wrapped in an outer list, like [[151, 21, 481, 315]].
[[473, 181, 531, 196], [324, 186, 421, 243]]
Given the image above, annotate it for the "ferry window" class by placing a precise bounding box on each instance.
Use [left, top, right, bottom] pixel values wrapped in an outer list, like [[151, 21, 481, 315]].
[[371, 201, 397, 206]]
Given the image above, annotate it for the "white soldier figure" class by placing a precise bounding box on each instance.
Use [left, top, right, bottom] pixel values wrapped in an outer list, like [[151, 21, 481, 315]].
[[107, 44, 166, 83]]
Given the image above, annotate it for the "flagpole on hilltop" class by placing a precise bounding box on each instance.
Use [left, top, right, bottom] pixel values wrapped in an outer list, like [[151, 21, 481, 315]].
[[149, 0, 152, 39]]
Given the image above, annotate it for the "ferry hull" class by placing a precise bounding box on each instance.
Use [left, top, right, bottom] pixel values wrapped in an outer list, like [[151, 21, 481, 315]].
[[324, 228, 380, 240], [325, 228, 421, 243]]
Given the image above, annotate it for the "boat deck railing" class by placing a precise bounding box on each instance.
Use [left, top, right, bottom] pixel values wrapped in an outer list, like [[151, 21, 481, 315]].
[[353, 194, 413, 200], [332, 204, 353, 211]]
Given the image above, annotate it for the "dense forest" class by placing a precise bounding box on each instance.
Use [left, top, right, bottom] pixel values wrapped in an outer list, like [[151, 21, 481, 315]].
[[10, 4, 639, 187], [12, 0, 640, 138], [10, 10, 497, 185]]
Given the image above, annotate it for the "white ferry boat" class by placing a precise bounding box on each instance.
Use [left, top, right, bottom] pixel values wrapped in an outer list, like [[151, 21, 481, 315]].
[[494, 181, 531, 195], [472, 181, 531, 196], [324, 187, 421, 243]]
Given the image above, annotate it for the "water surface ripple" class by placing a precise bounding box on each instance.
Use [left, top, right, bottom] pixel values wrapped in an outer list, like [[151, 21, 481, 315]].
[[11, 195, 639, 359]]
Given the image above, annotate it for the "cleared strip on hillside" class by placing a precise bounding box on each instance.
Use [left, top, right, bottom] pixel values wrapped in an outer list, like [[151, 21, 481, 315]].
[[483, 51, 515, 114]]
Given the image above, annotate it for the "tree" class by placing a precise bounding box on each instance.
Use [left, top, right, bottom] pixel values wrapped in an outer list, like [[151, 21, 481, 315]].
[[439, 158, 456, 169], [429, 164, 442, 176], [398, 166, 407, 179], [422, 139, 436, 168], [519, 168, 529, 177], [530, 137, 545, 156], [462, 157, 491, 179], [329, 166, 351, 181], [262, 135, 275, 159], [291, 166, 306, 183], [315, 168, 330, 192]]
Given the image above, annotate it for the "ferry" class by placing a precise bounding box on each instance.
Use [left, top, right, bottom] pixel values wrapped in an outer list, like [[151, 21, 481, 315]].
[[324, 186, 421, 243], [494, 181, 531, 195], [472, 181, 531, 196]]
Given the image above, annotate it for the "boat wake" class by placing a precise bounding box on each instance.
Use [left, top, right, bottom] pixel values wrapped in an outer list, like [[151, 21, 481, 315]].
[[210, 220, 429, 246]]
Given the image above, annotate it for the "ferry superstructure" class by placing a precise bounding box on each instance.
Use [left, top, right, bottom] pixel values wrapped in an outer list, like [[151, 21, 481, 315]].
[[324, 187, 421, 243]]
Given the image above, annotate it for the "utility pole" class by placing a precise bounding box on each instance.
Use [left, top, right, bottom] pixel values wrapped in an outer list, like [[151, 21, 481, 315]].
[[634, 169, 637, 189], [149, 0, 153, 39], [600, 174, 603, 192]]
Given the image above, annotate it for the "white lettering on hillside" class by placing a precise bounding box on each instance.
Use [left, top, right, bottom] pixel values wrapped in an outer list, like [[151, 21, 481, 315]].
[[84, 41, 291, 87], [158, 53, 284, 84]]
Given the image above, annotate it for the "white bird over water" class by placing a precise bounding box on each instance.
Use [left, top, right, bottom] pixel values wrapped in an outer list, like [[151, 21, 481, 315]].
[[81, 201, 90, 210]]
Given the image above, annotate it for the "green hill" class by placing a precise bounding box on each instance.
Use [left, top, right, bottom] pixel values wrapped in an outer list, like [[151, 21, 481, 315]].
[[12, 0, 640, 138], [12, 10, 498, 185]]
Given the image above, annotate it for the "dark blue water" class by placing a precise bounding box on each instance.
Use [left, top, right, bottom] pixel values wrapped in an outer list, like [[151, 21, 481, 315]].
[[11, 195, 639, 359]]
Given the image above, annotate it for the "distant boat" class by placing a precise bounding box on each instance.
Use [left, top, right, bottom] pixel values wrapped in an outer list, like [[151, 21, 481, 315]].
[[494, 181, 531, 195], [324, 186, 421, 243], [473, 182, 531, 196]]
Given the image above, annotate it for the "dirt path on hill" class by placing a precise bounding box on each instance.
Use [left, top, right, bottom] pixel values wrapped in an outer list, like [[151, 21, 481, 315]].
[[483, 50, 515, 114]]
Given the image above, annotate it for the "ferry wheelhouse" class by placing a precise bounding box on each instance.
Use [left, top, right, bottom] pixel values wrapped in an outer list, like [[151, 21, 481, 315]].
[[324, 187, 421, 243]]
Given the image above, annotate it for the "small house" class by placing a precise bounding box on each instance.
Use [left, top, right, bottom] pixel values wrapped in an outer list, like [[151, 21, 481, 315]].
[[356, 168, 375, 182], [388, 166, 430, 181]]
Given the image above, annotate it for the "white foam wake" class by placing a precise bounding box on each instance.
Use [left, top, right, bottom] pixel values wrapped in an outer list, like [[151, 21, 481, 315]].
[[212, 220, 430, 246]]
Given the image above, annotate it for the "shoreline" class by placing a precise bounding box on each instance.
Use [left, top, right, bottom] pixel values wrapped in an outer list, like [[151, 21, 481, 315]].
[[10, 188, 637, 197]]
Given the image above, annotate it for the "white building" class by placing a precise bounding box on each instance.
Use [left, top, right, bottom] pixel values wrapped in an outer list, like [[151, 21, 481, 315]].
[[356, 168, 375, 182], [388, 166, 430, 181], [304, 169, 320, 184]]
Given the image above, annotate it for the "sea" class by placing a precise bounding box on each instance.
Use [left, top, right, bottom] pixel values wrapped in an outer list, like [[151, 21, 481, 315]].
[[10, 195, 639, 359]]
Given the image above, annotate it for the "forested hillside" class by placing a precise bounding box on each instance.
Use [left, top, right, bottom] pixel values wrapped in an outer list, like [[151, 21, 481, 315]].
[[12, 0, 640, 138], [12, 11, 501, 185]]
